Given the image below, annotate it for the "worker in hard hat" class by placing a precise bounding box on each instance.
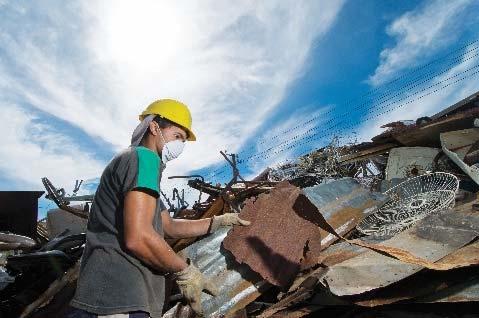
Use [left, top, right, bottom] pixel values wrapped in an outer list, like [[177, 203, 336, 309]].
[[68, 99, 250, 318]]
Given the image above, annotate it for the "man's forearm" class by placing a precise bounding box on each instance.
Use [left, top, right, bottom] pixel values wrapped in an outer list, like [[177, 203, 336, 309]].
[[127, 228, 188, 272], [168, 218, 212, 239]]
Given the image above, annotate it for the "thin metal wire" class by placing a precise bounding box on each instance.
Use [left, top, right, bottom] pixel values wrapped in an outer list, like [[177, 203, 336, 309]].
[[244, 63, 479, 162], [249, 42, 479, 150]]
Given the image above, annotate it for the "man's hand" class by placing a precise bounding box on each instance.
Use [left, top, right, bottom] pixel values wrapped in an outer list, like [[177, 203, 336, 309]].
[[209, 213, 251, 233], [175, 261, 218, 316]]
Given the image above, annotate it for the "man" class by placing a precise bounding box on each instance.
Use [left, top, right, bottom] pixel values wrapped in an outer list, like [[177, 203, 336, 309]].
[[68, 99, 250, 318]]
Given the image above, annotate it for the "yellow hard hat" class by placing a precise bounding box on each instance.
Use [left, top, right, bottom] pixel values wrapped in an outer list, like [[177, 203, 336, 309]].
[[139, 99, 196, 141]]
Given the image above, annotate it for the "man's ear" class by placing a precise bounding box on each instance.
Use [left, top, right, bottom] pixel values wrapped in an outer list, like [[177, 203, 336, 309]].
[[149, 121, 159, 136]]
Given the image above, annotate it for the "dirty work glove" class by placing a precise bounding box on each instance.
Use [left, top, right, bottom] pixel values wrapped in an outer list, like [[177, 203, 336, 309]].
[[209, 213, 251, 233], [175, 261, 219, 316]]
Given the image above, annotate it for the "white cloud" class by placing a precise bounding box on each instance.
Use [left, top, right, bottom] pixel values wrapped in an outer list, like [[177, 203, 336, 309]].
[[0, 104, 104, 189], [0, 1, 345, 190], [368, 0, 476, 86], [83, 0, 345, 177], [357, 49, 479, 141]]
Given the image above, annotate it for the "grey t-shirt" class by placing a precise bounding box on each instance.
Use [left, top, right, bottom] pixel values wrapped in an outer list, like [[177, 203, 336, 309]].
[[71, 146, 167, 317]]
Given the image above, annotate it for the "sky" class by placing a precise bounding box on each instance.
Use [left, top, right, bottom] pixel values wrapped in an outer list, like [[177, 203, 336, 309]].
[[0, 0, 478, 218]]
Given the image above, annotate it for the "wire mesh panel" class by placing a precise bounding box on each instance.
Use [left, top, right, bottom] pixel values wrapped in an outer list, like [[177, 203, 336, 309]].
[[356, 172, 459, 236]]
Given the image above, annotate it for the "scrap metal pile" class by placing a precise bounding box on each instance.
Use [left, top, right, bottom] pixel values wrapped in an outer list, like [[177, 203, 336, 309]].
[[163, 91, 479, 318], [0, 91, 478, 318]]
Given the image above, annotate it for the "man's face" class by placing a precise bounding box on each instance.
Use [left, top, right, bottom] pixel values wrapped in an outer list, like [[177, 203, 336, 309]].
[[155, 123, 187, 153], [161, 125, 188, 143]]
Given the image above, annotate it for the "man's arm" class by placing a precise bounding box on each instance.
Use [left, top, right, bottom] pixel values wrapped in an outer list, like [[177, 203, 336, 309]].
[[161, 210, 212, 239], [161, 209, 251, 239], [123, 190, 188, 272]]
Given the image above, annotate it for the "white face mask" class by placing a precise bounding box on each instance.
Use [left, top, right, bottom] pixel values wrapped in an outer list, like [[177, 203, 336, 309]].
[[159, 129, 185, 163], [162, 140, 185, 163]]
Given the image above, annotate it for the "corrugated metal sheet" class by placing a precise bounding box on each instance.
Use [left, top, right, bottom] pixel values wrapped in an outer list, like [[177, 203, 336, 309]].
[[177, 226, 270, 318], [392, 108, 479, 147]]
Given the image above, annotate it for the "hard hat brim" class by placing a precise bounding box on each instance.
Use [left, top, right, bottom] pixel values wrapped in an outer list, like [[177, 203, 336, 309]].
[[184, 127, 196, 141]]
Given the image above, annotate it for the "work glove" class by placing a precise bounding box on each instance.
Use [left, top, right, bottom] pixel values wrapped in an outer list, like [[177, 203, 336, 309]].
[[209, 213, 251, 233], [175, 261, 219, 316]]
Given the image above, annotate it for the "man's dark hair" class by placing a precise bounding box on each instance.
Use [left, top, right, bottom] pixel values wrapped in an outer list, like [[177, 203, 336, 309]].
[[153, 115, 175, 128], [152, 115, 189, 139]]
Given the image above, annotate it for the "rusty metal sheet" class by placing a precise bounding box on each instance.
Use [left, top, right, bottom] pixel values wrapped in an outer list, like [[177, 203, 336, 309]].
[[177, 226, 270, 318], [338, 143, 398, 164], [392, 109, 479, 147], [223, 182, 323, 288], [322, 198, 479, 296], [302, 178, 388, 250]]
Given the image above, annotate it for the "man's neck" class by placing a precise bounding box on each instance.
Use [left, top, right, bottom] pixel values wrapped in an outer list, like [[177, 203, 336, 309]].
[[140, 137, 159, 156]]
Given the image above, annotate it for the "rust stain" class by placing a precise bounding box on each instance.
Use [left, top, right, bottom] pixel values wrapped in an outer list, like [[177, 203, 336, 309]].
[[318, 204, 372, 250], [223, 182, 323, 289]]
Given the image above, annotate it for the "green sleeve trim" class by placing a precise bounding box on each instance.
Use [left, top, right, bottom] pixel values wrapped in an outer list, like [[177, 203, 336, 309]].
[[135, 147, 161, 195]]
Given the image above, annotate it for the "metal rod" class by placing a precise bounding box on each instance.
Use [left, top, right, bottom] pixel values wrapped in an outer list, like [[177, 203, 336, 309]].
[[168, 175, 205, 182]]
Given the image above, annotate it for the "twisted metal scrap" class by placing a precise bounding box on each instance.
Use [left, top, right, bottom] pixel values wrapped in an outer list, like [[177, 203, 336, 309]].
[[299, 137, 351, 177], [357, 172, 459, 237], [268, 137, 353, 184]]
